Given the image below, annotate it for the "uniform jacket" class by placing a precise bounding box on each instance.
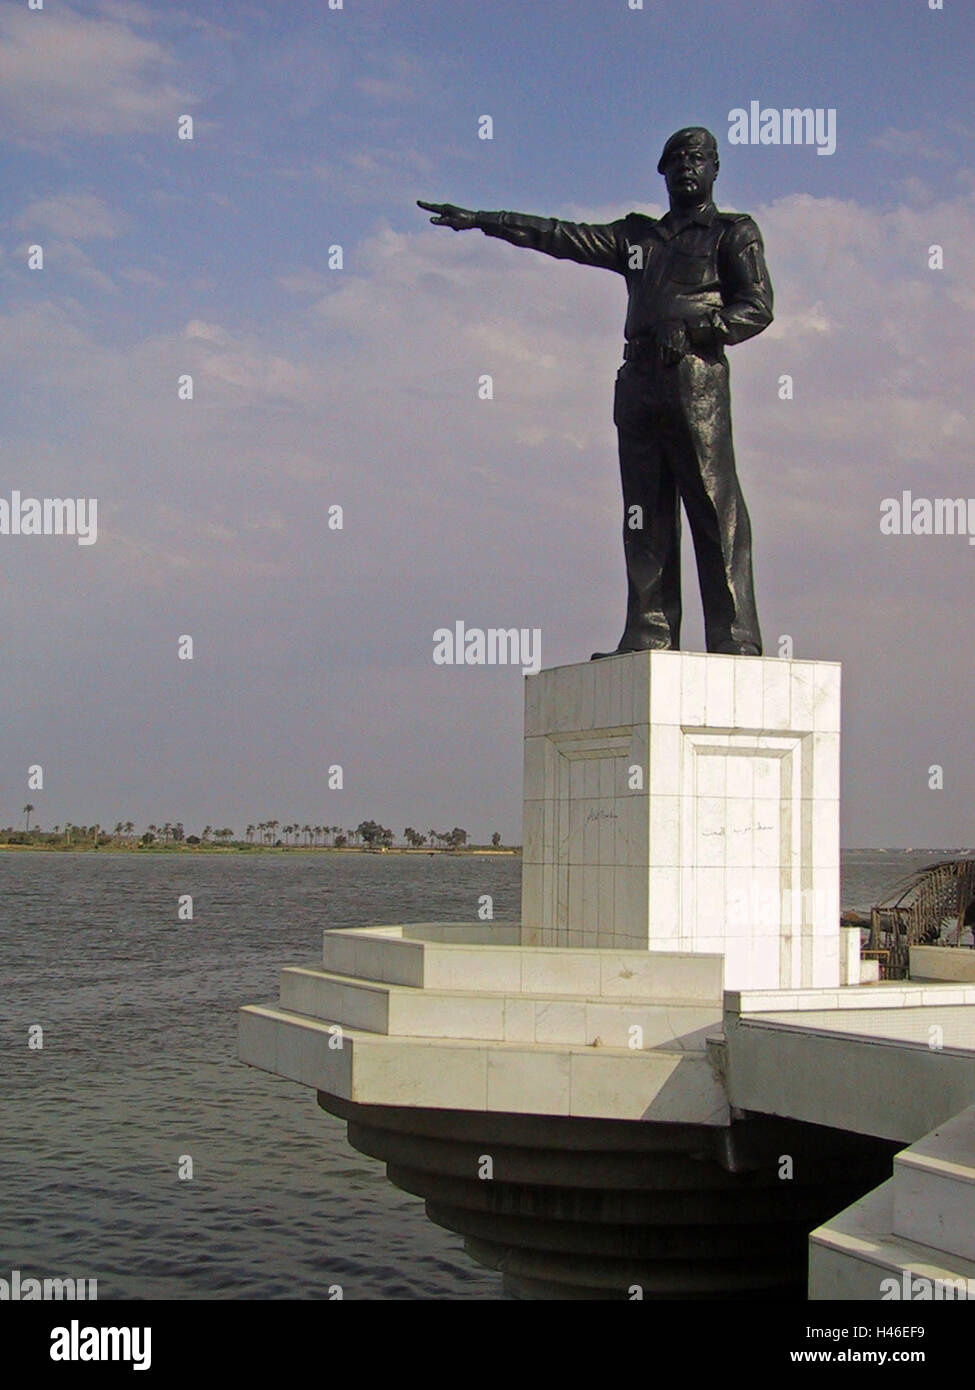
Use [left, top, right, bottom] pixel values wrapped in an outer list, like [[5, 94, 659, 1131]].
[[475, 202, 773, 352]]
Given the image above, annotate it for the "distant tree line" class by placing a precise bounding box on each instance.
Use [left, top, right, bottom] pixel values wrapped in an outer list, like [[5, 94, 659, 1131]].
[[0, 811, 507, 851]]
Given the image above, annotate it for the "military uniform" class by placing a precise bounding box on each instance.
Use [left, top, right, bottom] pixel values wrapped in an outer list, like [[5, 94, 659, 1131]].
[[474, 201, 773, 654]]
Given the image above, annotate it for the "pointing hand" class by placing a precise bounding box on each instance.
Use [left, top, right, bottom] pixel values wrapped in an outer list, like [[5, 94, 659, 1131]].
[[417, 200, 478, 231]]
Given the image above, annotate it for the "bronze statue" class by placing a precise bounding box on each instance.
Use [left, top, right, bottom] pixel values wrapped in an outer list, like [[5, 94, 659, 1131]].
[[419, 126, 773, 658]]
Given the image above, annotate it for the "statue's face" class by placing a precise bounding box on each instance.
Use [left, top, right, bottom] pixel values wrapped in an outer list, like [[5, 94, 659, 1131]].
[[662, 140, 717, 203]]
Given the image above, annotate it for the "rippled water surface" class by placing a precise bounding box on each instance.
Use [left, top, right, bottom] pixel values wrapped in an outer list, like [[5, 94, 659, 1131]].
[[0, 852, 522, 1300], [0, 848, 955, 1299]]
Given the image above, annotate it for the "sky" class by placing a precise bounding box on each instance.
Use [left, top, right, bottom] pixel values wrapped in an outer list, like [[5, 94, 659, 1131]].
[[0, 0, 973, 846]]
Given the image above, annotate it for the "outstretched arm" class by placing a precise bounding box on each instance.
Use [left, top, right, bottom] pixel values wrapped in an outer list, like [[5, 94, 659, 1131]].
[[418, 200, 625, 273]]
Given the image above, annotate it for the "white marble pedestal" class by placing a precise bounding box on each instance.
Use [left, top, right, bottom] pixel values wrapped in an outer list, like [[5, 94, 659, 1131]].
[[521, 651, 842, 990]]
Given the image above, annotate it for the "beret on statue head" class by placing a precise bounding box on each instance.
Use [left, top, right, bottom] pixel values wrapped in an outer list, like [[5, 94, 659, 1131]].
[[657, 127, 719, 174]]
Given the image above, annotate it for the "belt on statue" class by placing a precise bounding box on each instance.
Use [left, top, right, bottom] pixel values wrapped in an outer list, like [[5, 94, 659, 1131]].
[[622, 337, 657, 362]]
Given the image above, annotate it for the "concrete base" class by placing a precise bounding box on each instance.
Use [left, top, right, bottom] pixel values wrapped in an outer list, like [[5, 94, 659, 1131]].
[[810, 1107, 975, 1299], [911, 945, 975, 982], [809, 1182, 975, 1300], [237, 639, 975, 1299], [238, 923, 729, 1123], [322, 1093, 894, 1300], [239, 921, 900, 1299], [521, 653, 841, 989]]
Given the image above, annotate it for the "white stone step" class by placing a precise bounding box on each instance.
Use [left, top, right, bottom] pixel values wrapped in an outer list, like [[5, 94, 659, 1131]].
[[320, 924, 723, 1002], [238, 1003, 729, 1123], [809, 1179, 975, 1300], [279, 966, 721, 1049], [892, 1106, 975, 1262]]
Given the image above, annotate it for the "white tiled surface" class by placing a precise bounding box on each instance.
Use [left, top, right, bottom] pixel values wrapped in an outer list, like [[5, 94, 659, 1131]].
[[239, 1003, 728, 1122], [276, 963, 722, 1048], [893, 1106, 975, 1262], [322, 926, 724, 999], [522, 652, 842, 989], [809, 1179, 975, 1300], [810, 1103, 975, 1296]]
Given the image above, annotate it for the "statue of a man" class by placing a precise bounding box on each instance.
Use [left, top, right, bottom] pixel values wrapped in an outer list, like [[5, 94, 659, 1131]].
[[419, 126, 773, 658]]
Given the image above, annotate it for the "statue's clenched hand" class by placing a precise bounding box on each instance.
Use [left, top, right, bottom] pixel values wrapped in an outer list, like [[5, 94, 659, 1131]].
[[658, 320, 690, 366], [417, 200, 478, 231]]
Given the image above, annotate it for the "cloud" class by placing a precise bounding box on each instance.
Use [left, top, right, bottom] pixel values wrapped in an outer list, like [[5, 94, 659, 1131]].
[[15, 192, 127, 240], [184, 320, 232, 346], [182, 321, 314, 401], [118, 266, 167, 290], [308, 144, 435, 205], [6, 194, 127, 293], [6, 237, 118, 293], [276, 269, 333, 297], [872, 127, 947, 161], [354, 49, 433, 104], [0, 3, 194, 140], [871, 121, 972, 160]]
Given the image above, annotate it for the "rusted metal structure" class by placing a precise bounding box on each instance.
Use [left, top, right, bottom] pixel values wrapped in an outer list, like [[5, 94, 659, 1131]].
[[867, 858, 975, 979]]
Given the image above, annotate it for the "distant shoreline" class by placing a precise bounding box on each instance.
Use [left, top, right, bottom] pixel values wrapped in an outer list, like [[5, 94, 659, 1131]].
[[0, 843, 521, 856]]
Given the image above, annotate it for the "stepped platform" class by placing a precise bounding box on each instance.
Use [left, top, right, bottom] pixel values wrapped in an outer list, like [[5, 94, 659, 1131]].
[[809, 1107, 975, 1299], [239, 922, 903, 1298], [239, 923, 728, 1122]]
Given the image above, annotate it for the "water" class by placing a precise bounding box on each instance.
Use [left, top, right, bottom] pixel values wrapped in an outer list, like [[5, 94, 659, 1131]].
[[0, 848, 963, 1299]]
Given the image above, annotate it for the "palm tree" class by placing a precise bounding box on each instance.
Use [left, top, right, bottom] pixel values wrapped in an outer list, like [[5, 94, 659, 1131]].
[[23, 804, 35, 831], [246, 824, 255, 843], [124, 821, 135, 837]]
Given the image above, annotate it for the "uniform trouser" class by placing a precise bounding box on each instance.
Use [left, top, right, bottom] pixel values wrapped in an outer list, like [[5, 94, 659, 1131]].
[[612, 351, 762, 654]]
